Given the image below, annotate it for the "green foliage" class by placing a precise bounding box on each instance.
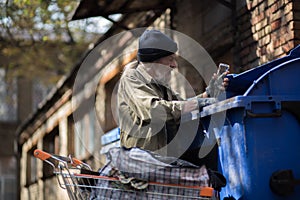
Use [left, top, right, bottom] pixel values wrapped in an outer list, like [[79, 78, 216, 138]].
[[0, 0, 99, 84]]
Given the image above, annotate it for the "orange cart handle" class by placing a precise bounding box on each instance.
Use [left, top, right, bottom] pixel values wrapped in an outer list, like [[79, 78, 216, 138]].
[[33, 149, 83, 166], [34, 149, 52, 161], [71, 157, 83, 166]]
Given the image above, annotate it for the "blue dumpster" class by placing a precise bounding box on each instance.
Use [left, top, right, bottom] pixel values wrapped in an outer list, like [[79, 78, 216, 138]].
[[200, 45, 300, 199]]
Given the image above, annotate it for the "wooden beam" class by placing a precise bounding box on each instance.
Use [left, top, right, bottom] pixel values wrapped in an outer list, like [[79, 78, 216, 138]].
[[72, 4, 169, 20], [99, 50, 137, 85]]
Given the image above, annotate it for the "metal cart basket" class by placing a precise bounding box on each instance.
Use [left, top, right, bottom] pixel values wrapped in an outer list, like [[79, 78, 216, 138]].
[[34, 149, 218, 200]]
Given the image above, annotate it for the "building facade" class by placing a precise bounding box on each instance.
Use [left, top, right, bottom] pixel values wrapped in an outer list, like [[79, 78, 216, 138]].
[[17, 0, 300, 199]]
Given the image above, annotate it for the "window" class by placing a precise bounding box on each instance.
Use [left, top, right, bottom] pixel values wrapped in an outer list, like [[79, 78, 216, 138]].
[[43, 127, 59, 179], [74, 109, 96, 159], [75, 117, 86, 158], [68, 115, 75, 155], [26, 147, 37, 186]]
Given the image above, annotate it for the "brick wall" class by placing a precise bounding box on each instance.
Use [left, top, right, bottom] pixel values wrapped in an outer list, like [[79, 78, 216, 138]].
[[238, 0, 297, 71], [175, 0, 299, 74]]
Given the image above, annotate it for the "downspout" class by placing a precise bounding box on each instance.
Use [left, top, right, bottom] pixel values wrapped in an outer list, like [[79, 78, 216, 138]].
[[216, 0, 240, 68]]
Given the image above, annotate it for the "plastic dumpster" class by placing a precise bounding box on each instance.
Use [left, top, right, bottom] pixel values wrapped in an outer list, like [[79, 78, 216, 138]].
[[200, 45, 300, 200]]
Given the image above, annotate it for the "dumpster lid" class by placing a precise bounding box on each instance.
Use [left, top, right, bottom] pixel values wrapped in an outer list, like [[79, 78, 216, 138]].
[[244, 57, 300, 96], [200, 95, 300, 118], [225, 45, 300, 97]]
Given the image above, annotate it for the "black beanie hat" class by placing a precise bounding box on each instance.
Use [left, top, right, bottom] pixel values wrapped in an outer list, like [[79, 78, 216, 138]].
[[138, 30, 178, 62]]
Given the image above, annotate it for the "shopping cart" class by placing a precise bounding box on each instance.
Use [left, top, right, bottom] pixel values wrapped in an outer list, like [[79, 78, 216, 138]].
[[34, 149, 219, 200]]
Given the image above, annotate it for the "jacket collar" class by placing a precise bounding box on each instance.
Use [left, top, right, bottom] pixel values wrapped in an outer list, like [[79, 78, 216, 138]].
[[136, 62, 157, 84]]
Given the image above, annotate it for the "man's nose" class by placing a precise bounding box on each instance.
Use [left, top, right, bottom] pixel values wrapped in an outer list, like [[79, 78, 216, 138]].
[[170, 61, 178, 68]]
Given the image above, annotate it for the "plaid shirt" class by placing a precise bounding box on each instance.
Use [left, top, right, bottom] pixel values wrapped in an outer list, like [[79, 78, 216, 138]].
[[90, 147, 211, 200]]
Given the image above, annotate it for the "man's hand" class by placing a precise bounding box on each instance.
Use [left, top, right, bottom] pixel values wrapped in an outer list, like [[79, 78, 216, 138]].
[[183, 98, 217, 113], [182, 98, 199, 113], [206, 71, 230, 98]]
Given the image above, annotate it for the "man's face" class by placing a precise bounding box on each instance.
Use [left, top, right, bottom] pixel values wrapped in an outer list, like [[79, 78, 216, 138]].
[[154, 54, 178, 69], [142, 54, 178, 85], [146, 54, 177, 85]]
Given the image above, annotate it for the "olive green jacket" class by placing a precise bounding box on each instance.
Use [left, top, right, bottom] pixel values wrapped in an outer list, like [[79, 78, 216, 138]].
[[117, 61, 214, 153], [118, 61, 185, 151]]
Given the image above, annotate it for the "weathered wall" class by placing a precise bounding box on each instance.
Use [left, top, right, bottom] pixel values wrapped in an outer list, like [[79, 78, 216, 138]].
[[18, 1, 300, 199], [174, 0, 298, 73]]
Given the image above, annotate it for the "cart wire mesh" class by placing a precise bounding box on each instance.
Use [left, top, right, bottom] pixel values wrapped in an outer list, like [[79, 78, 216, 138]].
[[34, 149, 218, 200]]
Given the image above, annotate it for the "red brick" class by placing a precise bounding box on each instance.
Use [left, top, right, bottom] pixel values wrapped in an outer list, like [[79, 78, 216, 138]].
[[261, 34, 271, 45], [271, 9, 283, 21], [260, 55, 269, 64], [261, 46, 267, 55], [251, 26, 257, 34], [257, 46, 267, 56], [271, 19, 282, 31], [280, 35, 288, 44], [267, 0, 276, 7], [273, 37, 281, 48], [269, 0, 286, 11], [261, 18, 269, 27], [265, 25, 272, 34], [251, 12, 265, 24], [265, 7, 271, 16], [278, 0, 286, 9], [284, 2, 293, 14], [255, 21, 263, 31], [252, 0, 259, 8], [258, 1, 267, 12], [258, 28, 266, 39], [266, 42, 274, 53], [251, 16, 258, 25], [247, 2, 253, 10], [280, 26, 287, 35], [285, 12, 294, 23], [286, 30, 295, 40], [274, 47, 285, 56], [280, 26, 293, 38], [253, 32, 259, 40], [253, 6, 259, 16], [269, 2, 279, 13]]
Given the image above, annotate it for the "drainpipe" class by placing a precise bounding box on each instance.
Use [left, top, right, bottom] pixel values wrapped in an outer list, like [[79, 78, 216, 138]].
[[216, 0, 240, 68]]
